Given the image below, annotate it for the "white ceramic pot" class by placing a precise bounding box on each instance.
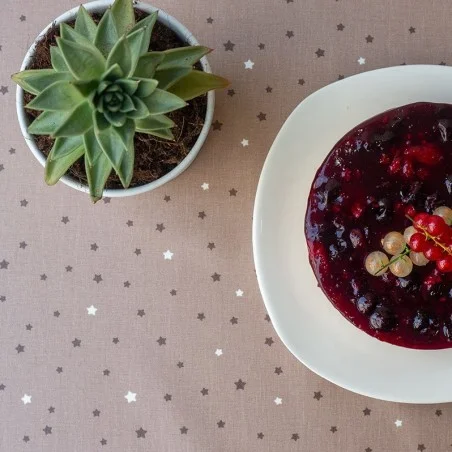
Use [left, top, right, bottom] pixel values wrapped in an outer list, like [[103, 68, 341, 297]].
[[15, 0, 215, 198]]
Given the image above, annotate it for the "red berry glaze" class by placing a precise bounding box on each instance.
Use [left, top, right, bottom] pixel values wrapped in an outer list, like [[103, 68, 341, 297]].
[[413, 213, 430, 231], [423, 243, 444, 261], [426, 215, 448, 236], [437, 256, 452, 273], [410, 233, 428, 252]]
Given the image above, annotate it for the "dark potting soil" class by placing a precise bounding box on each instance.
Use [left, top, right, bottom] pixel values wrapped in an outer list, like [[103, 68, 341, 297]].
[[23, 10, 207, 189]]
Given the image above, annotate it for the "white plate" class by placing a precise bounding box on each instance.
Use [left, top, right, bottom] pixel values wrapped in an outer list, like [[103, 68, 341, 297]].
[[253, 65, 452, 403]]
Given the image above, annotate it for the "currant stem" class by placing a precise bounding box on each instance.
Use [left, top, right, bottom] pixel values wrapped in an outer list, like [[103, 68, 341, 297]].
[[375, 246, 410, 275], [405, 215, 452, 256]]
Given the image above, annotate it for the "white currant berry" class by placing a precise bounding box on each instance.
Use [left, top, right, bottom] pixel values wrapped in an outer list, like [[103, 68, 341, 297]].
[[389, 254, 413, 277], [409, 251, 429, 266], [365, 251, 389, 276], [382, 231, 406, 256], [403, 226, 417, 244], [433, 206, 452, 226]]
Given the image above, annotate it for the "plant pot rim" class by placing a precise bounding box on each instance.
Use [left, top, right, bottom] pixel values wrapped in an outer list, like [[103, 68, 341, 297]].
[[15, 0, 215, 198]]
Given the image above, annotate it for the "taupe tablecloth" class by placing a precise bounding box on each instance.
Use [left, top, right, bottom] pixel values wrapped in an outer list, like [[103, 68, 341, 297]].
[[1, 0, 452, 450]]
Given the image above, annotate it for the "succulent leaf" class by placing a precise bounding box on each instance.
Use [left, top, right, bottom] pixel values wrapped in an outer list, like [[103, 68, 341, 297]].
[[127, 97, 149, 119], [141, 88, 186, 115], [26, 80, 85, 111], [134, 52, 164, 78], [50, 135, 84, 159], [57, 38, 106, 80], [115, 119, 135, 150], [12, 69, 72, 95], [45, 140, 85, 185], [53, 101, 93, 137], [134, 78, 158, 97], [153, 67, 191, 90], [60, 23, 94, 47], [168, 70, 229, 101], [111, 0, 135, 37], [101, 63, 124, 82], [50, 46, 69, 72], [85, 151, 113, 202], [157, 46, 211, 70], [135, 114, 175, 131], [143, 127, 175, 140], [127, 12, 158, 55], [28, 110, 70, 135], [115, 79, 139, 95], [125, 28, 147, 75], [94, 9, 119, 58], [83, 128, 103, 165], [94, 125, 126, 174], [74, 5, 98, 42], [117, 140, 134, 187]]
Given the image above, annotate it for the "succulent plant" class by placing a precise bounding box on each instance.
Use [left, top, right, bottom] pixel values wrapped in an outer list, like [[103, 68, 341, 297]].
[[12, 0, 228, 202]]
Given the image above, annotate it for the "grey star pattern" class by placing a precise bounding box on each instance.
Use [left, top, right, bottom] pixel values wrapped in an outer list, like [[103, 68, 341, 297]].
[[19, 15, 26, 21], [100, 438, 107, 446], [0, 384, 5, 390], [48, 406, 55, 413], [234, 379, 246, 390], [123, 280, 131, 287], [0, 164, 4, 171], [292, 433, 300, 441], [207, 242, 215, 250], [257, 433, 264, 439], [134, 248, 141, 256], [264, 314, 271, 322], [338, 74, 345, 80], [417, 445, 426, 452], [258, 43, 265, 50], [19, 241, 27, 249], [72, 338, 81, 347], [313, 391, 323, 400], [112, 337, 119, 344], [212, 120, 223, 130], [102, 197, 111, 204], [164, 394, 172, 401], [0, 86, 8, 95], [365, 34, 374, 43], [223, 40, 235, 51], [0, 259, 9, 269], [286, 30, 294, 38], [217, 420, 225, 428], [40, 274, 47, 281], [54, 311, 60, 318], [177, 361, 184, 368], [211, 272, 221, 282], [61, 216, 69, 224], [230, 317, 238, 325], [206, 17, 213, 24], [229, 188, 238, 196], [409, 26, 416, 33], [265, 337, 274, 346], [201, 388, 208, 396], [170, 289, 177, 296], [198, 211, 206, 219], [9, 147, 15, 154], [0, 295, 5, 302], [180, 426, 188, 434], [156, 223, 165, 232], [25, 324, 32, 331], [330, 426, 337, 433], [435, 409, 442, 416], [16, 344, 25, 353], [103, 369, 110, 376], [157, 336, 166, 346], [20, 199, 28, 207], [137, 309, 145, 317], [227, 89, 236, 97], [164, 195, 171, 202], [315, 48, 325, 57], [90, 243, 98, 251], [274, 367, 283, 375], [136, 427, 147, 438], [298, 78, 305, 85], [56, 367, 63, 373], [23, 436, 30, 443], [197, 313, 205, 321], [257, 112, 266, 121], [365, 448, 372, 452], [93, 274, 103, 283], [65, 265, 73, 272], [337, 23, 345, 31], [363, 408, 371, 416], [43, 426, 52, 435], [93, 409, 100, 417], [126, 220, 134, 227]]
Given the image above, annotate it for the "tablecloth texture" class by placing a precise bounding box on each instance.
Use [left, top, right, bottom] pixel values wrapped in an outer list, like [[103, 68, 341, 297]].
[[1, 0, 452, 451]]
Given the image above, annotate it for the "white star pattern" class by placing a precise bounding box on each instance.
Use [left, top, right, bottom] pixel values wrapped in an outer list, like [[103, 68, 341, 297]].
[[235, 289, 244, 297], [21, 394, 32, 405], [163, 250, 174, 260], [244, 59, 255, 69], [201, 182, 209, 190], [394, 419, 402, 427], [215, 349, 223, 357], [274, 397, 282, 405], [241, 139, 249, 147], [124, 391, 137, 403], [87, 305, 97, 316], [357, 56, 366, 65]]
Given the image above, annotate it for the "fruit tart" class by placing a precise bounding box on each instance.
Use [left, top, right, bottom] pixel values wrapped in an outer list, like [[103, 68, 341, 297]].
[[305, 102, 452, 349]]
